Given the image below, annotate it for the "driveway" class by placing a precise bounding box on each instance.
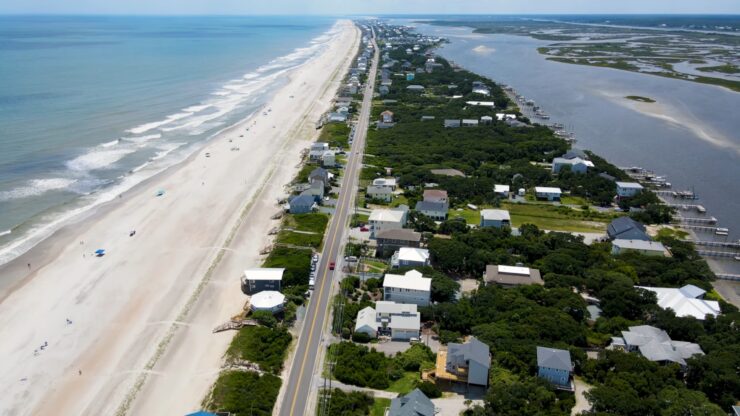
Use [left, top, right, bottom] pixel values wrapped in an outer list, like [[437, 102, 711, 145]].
[[572, 377, 593, 416]]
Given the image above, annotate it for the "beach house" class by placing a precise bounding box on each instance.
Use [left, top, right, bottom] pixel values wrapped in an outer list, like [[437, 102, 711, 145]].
[[423, 189, 448, 203], [288, 194, 317, 214], [611, 239, 668, 256], [552, 156, 594, 174], [391, 247, 430, 269], [309, 142, 329, 161], [366, 185, 393, 202], [241, 268, 284, 294], [610, 325, 704, 367], [308, 167, 331, 189], [406, 85, 425, 92], [480, 115, 493, 125], [369, 208, 408, 238], [380, 110, 394, 123], [383, 270, 432, 306], [444, 119, 461, 128], [636, 284, 720, 320], [250, 291, 285, 314], [372, 177, 397, 190], [535, 187, 562, 201], [321, 151, 336, 168], [415, 200, 448, 221], [607, 217, 650, 241], [354, 301, 421, 341], [537, 347, 573, 390], [616, 181, 644, 198], [436, 337, 491, 387], [485, 265, 544, 287], [480, 209, 511, 228], [375, 229, 422, 257], [494, 184, 510, 198], [387, 389, 434, 416]]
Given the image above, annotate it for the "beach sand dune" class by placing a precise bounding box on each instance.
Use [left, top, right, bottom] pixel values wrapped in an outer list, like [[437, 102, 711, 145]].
[[0, 20, 358, 416]]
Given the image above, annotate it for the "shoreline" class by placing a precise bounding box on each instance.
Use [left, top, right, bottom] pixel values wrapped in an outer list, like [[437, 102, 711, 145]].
[[0, 19, 359, 416]]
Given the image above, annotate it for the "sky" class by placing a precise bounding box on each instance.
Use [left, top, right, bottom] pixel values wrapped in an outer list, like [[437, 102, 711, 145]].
[[0, 0, 739, 16]]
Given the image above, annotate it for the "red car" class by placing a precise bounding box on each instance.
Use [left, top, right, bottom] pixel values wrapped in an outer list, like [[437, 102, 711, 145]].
[[329, 262, 336, 270], [360, 226, 369, 232]]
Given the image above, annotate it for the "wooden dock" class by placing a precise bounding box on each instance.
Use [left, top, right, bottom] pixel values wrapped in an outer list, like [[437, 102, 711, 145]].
[[677, 216, 717, 225], [212, 318, 259, 333], [716, 273, 740, 281], [687, 240, 740, 250]]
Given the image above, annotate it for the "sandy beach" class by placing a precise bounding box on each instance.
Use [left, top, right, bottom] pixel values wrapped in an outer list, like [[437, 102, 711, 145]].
[[0, 19, 359, 416]]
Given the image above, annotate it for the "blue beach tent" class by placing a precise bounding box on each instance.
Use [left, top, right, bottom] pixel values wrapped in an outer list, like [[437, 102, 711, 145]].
[[95, 249, 105, 257], [185, 412, 217, 416]]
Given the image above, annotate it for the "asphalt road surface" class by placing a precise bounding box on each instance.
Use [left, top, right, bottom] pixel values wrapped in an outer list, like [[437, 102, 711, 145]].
[[278, 26, 378, 416]]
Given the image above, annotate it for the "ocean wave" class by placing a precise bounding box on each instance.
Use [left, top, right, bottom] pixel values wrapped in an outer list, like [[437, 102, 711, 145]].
[[66, 147, 137, 172], [0, 178, 78, 202], [0, 21, 344, 266], [120, 133, 162, 144], [0, 230, 10, 237], [126, 111, 193, 135]]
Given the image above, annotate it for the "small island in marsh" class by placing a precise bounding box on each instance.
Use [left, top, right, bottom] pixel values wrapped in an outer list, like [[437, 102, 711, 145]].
[[625, 95, 656, 103]]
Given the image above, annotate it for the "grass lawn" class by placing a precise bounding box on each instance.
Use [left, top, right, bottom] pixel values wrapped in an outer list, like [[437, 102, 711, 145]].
[[560, 195, 589, 206], [226, 326, 292, 374], [276, 230, 324, 249], [319, 122, 350, 148], [449, 207, 481, 225], [389, 194, 409, 208], [502, 202, 611, 233], [371, 398, 392, 416], [263, 246, 311, 287], [385, 371, 420, 394], [283, 213, 329, 234], [294, 163, 316, 183], [364, 259, 388, 273]]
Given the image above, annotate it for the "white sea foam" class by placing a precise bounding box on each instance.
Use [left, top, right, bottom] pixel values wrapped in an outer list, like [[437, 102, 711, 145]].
[[0, 230, 10, 237], [0, 178, 78, 202], [126, 112, 193, 135], [150, 142, 186, 161], [66, 147, 137, 172], [100, 139, 121, 148], [120, 133, 162, 144]]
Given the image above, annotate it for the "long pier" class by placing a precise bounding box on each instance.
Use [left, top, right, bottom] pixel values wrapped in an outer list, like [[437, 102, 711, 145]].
[[716, 273, 740, 281], [676, 224, 723, 233], [686, 240, 740, 250], [677, 216, 717, 225], [696, 250, 739, 259]]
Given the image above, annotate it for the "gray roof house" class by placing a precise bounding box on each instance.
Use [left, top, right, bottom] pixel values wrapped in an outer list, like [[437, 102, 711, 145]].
[[289, 194, 317, 214], [388, 388, 435, 416], [537, 346, 574, 390], [607, 217, 650, 241], [415, 200, 448, 221], [611, 325, 704, 367], [446, 337, 491, 386], [308, 167, 330, 188], [406, 85, 425, 92]]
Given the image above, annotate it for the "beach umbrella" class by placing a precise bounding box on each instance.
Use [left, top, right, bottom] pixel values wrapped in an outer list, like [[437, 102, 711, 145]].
[[156, 189, 165, 197], [95, 249, 105, 256]]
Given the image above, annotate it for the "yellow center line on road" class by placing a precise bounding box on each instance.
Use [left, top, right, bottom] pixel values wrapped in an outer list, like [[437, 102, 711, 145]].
[[287, 38, 375, 414]]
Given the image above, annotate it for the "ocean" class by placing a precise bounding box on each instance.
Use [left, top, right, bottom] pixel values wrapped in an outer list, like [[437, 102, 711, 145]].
[[0, 15, 339, 265], [402, 19, 740, 242]]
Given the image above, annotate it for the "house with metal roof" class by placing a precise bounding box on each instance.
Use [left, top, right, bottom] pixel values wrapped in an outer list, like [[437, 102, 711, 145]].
[[415, 200, 448, 221], [616, 181, 644, 198], [388, 388, 435, 416], [383, 270, 432, 306], [422, 189, 448, 204], [480, 209, 511, 228], [288, 194, 317, 214], [485, 265, 543, 287], [354, 301, 421, 341], [534, 187, 562, 201], [610, 325, 704, 366], [369, 208, 408, 238], [437, 337, 491, 386], [241, 268, 284, 294], [637, 285, 720, 320], [494, 184, 510, 198], [367, 185, 393, 202], [552, 157, 594, 174], [607, 217, 650, 241], [612, 239, 668, 256], [537, 346, 574, 390], [392, 247, 430, 269]]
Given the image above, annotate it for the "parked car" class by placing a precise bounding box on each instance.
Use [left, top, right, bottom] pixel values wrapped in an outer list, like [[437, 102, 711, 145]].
[[360, 226, 369, 232]]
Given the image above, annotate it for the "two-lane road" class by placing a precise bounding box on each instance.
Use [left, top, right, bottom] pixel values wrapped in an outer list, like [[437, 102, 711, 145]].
[[278, 26, 379, 416]]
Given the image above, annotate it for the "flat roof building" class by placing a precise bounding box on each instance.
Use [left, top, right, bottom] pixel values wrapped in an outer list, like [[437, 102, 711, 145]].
[[383, 270, 432, 306], [485, 265, 544, 287], [241, 268, 284, 294]]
